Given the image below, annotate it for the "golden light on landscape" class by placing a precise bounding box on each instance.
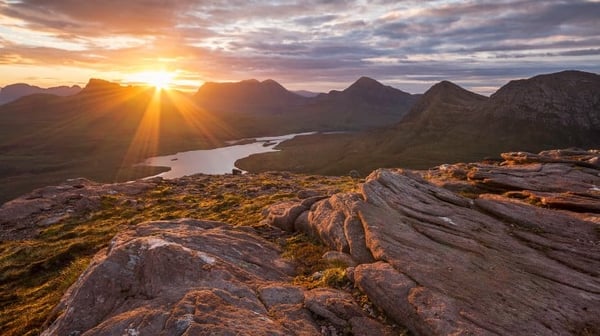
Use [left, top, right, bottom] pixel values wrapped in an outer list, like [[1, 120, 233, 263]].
[[126, 71, 175, 90]]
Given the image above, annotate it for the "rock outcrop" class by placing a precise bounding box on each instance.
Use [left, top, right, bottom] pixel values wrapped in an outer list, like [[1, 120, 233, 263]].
[[0, 178, 157, 241], [25, 149, 600, 335], [266, 149, 600, 335], [42, 219, 392, 335]]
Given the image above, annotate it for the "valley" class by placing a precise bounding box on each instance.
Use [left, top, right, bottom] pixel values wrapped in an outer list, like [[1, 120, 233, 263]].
[[1, 70, 599, 204]]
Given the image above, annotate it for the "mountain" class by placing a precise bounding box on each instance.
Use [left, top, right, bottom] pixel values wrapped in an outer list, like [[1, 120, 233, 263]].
[[401, 80, 488, 130], [477, 70, 600, 148], [293, 89, 321, 97], [0, 76, 420, 203], [296, 77, 419, 130], [237, 70, 600, 175], [0, 83, 81, 105], [194, 77, 419, 133], [485, 70, 600, 128], [330, 76, 414, 105], [194, 79, 306, 114], [0, 79, 229, 204], [5, 70, 596, 204]]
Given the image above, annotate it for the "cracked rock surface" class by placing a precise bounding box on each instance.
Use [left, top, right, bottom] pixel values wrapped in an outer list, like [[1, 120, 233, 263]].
[[42, 219, 390, 336], [268, 149, 600, 335]]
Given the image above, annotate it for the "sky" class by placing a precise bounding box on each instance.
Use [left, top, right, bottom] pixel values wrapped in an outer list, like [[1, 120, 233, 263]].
[[0, 0, 599, 95]]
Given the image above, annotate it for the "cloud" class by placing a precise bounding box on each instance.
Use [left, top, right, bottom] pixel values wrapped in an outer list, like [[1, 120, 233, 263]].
[[0, 0, 598, 94]]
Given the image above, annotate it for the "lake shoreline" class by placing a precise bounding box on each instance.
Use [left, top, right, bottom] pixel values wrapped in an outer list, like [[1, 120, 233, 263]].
[[138, 131, 318, 179]]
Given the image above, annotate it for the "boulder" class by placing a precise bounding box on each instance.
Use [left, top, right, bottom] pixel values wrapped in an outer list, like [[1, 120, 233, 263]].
[[264, 195, 327, 232], [0, 179, 156, 241], [42, 218, 389, 335], [296, 151, 600, 335]]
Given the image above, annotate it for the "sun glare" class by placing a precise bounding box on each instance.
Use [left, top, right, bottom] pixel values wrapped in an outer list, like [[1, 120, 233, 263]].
[[128, 71, 175, 89]]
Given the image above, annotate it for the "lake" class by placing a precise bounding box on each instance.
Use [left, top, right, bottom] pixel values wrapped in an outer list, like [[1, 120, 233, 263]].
[[140, 132, 316, 179]]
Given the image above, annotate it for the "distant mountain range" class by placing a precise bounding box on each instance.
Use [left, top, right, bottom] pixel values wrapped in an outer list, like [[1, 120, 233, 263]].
[[193, 76, 418, 133], [0, 70, 598, 203], [0, 76, 418, 203], [0, 83, 81, 105], [293, 90, 321, 98], [237, 70, 600, 175]]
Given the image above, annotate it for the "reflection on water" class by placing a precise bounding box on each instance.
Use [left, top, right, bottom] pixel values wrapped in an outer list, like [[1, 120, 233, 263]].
[[141, 132, 315, 179]]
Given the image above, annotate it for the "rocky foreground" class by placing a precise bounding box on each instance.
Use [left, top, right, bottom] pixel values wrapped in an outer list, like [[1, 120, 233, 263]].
[[2, 149, 599, 335]]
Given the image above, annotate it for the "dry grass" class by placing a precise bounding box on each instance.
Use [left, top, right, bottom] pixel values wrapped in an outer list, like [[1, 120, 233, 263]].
[[0, 172, 355, 335]]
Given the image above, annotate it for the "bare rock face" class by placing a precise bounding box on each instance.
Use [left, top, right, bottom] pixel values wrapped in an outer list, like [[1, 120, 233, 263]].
[[279, 150, 600, 335], [42, 218, 388, 335], [0, 178, 157, 241]]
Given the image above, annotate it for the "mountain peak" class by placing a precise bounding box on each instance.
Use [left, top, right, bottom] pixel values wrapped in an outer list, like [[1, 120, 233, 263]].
[[428, 80, 468, 93], [346, 76, 384, 91], [420, 80, 487, 102], [486, 70, 600, 129], [0, 83, 82, 105], [194, 78, 303, 112], [82, 78, 123, 92], [402, 80, 487, 124]]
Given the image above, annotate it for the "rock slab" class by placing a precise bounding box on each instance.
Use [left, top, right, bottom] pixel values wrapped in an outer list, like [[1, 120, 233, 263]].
[[42, 218, 389, 335], [283, 150, 600, 335]]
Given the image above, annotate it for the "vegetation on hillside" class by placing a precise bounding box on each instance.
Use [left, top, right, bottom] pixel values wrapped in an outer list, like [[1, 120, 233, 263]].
[[0, 172, 357, 336]]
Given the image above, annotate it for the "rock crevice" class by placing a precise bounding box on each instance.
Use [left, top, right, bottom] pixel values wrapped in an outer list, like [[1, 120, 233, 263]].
[[42, 218, 392, 335], [266, 149, 600, 335]]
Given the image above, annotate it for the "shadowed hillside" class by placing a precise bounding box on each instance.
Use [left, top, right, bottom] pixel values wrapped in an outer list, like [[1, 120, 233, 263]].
[[237, 70, 600, 175], [0, 83, 81, 105], [0, 77, 418, 203]]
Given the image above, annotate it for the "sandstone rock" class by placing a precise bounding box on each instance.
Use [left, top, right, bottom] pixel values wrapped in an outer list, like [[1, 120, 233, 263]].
[[0, 179, 156, 240], [307, 193, 375, 264], [264, 195, 327, 232], [265, 201, 306, 231], [349, 317, 395, 336], [322, 251, 357, 267], [43, 218, 385, 335], [305, 288, 364, 328], [296, 153, 600, 335], [258, 284, 305, 309], [297, 189, 322, 199]]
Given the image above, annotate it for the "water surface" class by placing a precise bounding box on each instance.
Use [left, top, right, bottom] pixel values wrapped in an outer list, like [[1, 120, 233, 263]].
[[141, 132, 315, 179]]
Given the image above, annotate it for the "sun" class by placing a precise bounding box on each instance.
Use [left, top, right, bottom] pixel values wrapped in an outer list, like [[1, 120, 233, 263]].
[[128, 71, 175, 90]]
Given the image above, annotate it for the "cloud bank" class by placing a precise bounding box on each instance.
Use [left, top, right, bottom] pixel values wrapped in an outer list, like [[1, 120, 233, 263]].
[[1, 0, 598, 94]]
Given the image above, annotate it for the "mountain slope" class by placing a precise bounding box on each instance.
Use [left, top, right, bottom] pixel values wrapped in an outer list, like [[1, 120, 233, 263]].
[[296, 77, 419, 130], [194, 79, 307, 114], [237, 70, 600, 175], [401, 80, 488, 131], [486, 70, 600, 128], [476, 70, 600, 149], [0, 83, 81, 105], [0, 79, 227, 204], [194, 77, 419, 133]]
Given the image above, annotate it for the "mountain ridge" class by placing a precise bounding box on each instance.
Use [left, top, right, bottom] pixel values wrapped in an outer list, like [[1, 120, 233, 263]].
[[0, 83, 82, 105], [1, 70, 598, 204], [237, 70, 600, 175]]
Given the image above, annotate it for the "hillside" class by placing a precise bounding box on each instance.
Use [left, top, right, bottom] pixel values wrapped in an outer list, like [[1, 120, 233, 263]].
[[1, 150, 598, 335], [238, 70, 600, 175], [298, 77, 419, 130], [0, 77, 418, 204], [195, 79, 306, 113], [0, 83, 81, 105], [0, 79, 228, 204]]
